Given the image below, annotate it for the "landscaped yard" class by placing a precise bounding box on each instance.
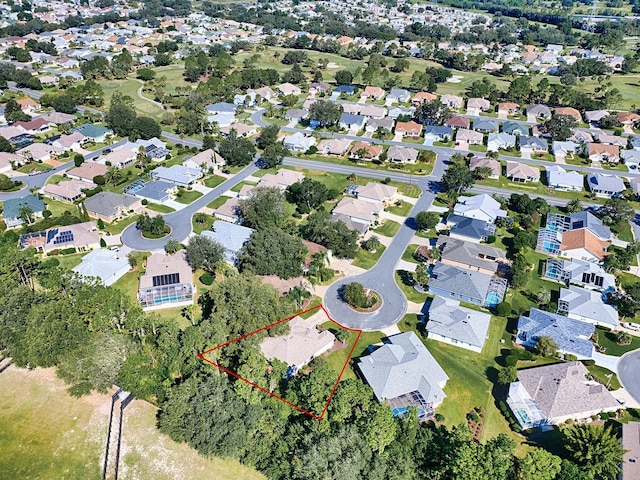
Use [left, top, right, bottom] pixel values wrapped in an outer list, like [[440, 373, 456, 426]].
[[146, 203, 176, 213], [394, 270, 430, 304], [586, 364, 621, 390], [595, 326, 640, 356], [398, 314, 527, 450], [372, 219, 401, 237], [385, 200, 413, 217], [192, 213, 215, 234], [204, 175, 226, 188], [175, 190, 203, 204], [353, 245, 386, 270], [207, 196, 229, 210], [401, 244, 421, 264], [103, 215, 139, 235]]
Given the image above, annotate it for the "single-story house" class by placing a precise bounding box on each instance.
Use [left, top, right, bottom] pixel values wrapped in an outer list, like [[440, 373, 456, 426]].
[[358, 331, 449, 419], [456, 129, 484, 145], [424, 125, 453, 142], [52, 132, 86, 152], [436, 236, 507, 276], [440, 94, 463, 109], [205, 102, 236, 115], [586, 173, 625, 198], [261, 316, 336, 374], [453, 193, 507, 223], [14, 117, 51, 135], [259, 169, 304, 190], [445, 115, 470, 129], [277, 83, 302, 96], [584, 110, 609, 124], [285, 108, 309, 123], [448, 216, 495, 243], [149, 165, 202, 187], [568, 131, 593, 144], [339, 113, 367, 131], [0, 152, 21, 172], [251, 86, 276, 101], [518, 136, 548, 154], [588, 143, 620, 163], [554, 107, 582, 122], [309, 82, 331, 95], [213, 197, 242, 223], [466, 98, 491, 114], [362, 86, 385, 100], [559, 228, 610, 263], [395, 120, 423, 137], [516, 308, 595, 359], [552, 141, 580, 158], [428, 262, 507, 307], [506, 162, 540, 183], [283, 132, 316, 152], [183, 149, 225, 172], [387, 88, 411, 103], [350, 142, 383, 160], [622, 150, 640, 170], [207, 113, 235, 128], [359, 105, 387, 119], [17, 143, 63, 163], [84, 191, 141, 223], [66, 162, 108, 182], [2, 195, 45, 228], [331, 212, 369, 235], [72, 247, 131, 286], [558, 285, 618, 328], [502, 121, 529, 136], [412, 92, 437, 106], [220, 123, 257, 138], [526, 104, 551, 122], [332, 197, 382, 226], [487, 132, 516, 151], [426, 296, 492, 353], [498, 102, 520, 116], [469, 157, 500, 179], [355, 182, 397, 204], [71, 124, 112, 143], [473, 119, 499, 134], [546, 165, 583, 191], [138, 251, 194, 310], [101, 148, 136, 169], [43, 179, 92, 203], [507, 362, 618, 429], [201, 221, 254, 265], [387, 145, 419, 163], [317, 138, 352, 156], [543, 257, 615, 291], [365, 117, 395, 133]]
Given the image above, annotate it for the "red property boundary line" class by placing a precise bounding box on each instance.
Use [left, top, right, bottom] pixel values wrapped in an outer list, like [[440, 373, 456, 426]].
[[197, 304, 362, 421]]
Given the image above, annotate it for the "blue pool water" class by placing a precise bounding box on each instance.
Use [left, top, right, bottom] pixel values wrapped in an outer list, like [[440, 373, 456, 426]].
[[392, 407, 426, 418], [485, 291, 500, 307], [154, 294, 182, 304]]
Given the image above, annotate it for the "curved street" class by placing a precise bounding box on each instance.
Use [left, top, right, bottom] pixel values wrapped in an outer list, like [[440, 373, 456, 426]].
[[617, 350, 640, 404]]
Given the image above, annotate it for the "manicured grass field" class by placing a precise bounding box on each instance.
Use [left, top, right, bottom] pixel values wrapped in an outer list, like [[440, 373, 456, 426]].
[[175, 190, 203, 204], [192, 213, 215, 234], [353, 244, 386, 269], [203, 175, 226, 188], [206, 196, 229, 209], [53, 251, 89, 270], [394, 270, 430, 304], [103, 215, 139, 235], [100, 78, 165, 121], [372, 219, 401, 237], [146, 203, 176, 213], [595, 326, 640, 357], [401, 244, 421, 264], [385, 200, 413, 217], [586, 364, 621, 390]]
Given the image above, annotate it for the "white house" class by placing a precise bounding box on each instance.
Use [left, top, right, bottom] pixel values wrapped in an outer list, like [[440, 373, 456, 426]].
[[426, 296, 491, 353]]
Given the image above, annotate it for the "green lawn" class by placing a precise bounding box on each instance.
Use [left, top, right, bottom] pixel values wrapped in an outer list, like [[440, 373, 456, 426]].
[[175, 190, 203, 204], [395, 270, 430, 304], [100, 77, 165, 121], [17, 162, 51, 174], [385, 200, 412, 217], [192, 214, 215, 234], [352, 244, 386, 269], [399, 315, 526, 448], [612, 220, 634, 243], [103, 215, 139, 235], [372, 219, 401, 237], [207, 196, 229, 209], [204, 175, 226, 188], [401, 244, 421, 264], [395, 183, 422, 198], [595, 326, 640, 356], [112, 251, 149, 301], [54, 251, 89, 270], [586, 364, 621, 390], [230, 180, 256, 193], [146, 203, 176, 213]]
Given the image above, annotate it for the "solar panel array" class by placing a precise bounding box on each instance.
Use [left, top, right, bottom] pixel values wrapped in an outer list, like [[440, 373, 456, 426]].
[[152, 273, 180, 287], [47, 228, 59, 243], [53, 230, 74, 245]]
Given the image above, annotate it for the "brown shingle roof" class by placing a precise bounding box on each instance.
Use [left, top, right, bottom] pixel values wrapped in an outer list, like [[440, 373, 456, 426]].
[[560, 228, 609, 260]]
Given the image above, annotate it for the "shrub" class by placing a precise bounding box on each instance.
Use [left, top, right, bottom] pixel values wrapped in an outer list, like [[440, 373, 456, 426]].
[[582, 359, 596, 366], [342, 282, 376, 309], [141, 199, 148, 205], [100, 238, 107, 247], [487, 235, 496, 244], [564, 353, 578, 361], [435, 413, 445, 422], [505, 355, 519, 367], [93, 175, 106, 186], [319, 267, 335, 282], [42, 210, 52, 218], [495, 302, 511, 316], [519, 350, 535, 361], [200, 272, 214, 285]]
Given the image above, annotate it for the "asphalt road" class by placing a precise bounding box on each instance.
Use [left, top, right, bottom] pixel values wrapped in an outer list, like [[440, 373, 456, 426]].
[[120, 164, 259, 249], [618, 350, 640, 404]]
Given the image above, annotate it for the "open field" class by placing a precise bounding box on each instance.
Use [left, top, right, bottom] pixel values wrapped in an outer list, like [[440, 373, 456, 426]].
[[0, 366, 265, 480]]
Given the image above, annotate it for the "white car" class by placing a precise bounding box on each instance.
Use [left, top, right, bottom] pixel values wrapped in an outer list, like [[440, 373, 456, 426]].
[[624, 322, 640, 332]]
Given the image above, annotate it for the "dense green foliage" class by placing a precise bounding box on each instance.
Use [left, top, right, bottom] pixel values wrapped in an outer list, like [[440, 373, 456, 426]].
[[239, 229, 307, 279]]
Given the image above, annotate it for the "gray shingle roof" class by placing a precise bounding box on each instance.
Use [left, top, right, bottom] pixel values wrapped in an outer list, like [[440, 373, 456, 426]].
[[429, 262, 506, 303], [587, 174, 625, 194], [83, 192, 138, 217], [517, 308, 595, 357], [569, 211, 611, 240], [427, 296, 491, 350], [436, 236, 505, 273], [449, 216, 494, 241], [516, 362, 618, 419], [358, 331, 448, 404]]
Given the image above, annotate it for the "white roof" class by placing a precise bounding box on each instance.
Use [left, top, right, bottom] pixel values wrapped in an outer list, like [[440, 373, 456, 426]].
[[73, 248, 130, 286], [453, 194, 507, 222]]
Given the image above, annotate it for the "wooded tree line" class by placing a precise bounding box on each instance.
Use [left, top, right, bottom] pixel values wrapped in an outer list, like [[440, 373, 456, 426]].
[[0, 229, 626, 479]]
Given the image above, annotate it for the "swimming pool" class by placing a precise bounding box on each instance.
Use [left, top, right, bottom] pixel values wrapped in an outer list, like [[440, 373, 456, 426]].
[[485, 291, 501, 308], [392, 407, 426, 418]]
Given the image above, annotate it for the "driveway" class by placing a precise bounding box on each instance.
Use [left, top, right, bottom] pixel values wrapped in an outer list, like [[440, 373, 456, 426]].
[[618, 350, 640, 403]]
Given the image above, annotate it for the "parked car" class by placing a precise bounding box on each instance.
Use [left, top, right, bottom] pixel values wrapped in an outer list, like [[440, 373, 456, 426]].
[[624, 322, 640, 332]]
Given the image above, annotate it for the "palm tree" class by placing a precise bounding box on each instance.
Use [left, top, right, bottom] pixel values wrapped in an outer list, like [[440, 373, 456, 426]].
[[566, 198, 583, 214], [564, 424, 624, 479], [181, 304, 199, 326], [105, 165, 123, 186], [288, 285, 311, 309], [364, 235, 382, 253], [18, 205, 33, 225]]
